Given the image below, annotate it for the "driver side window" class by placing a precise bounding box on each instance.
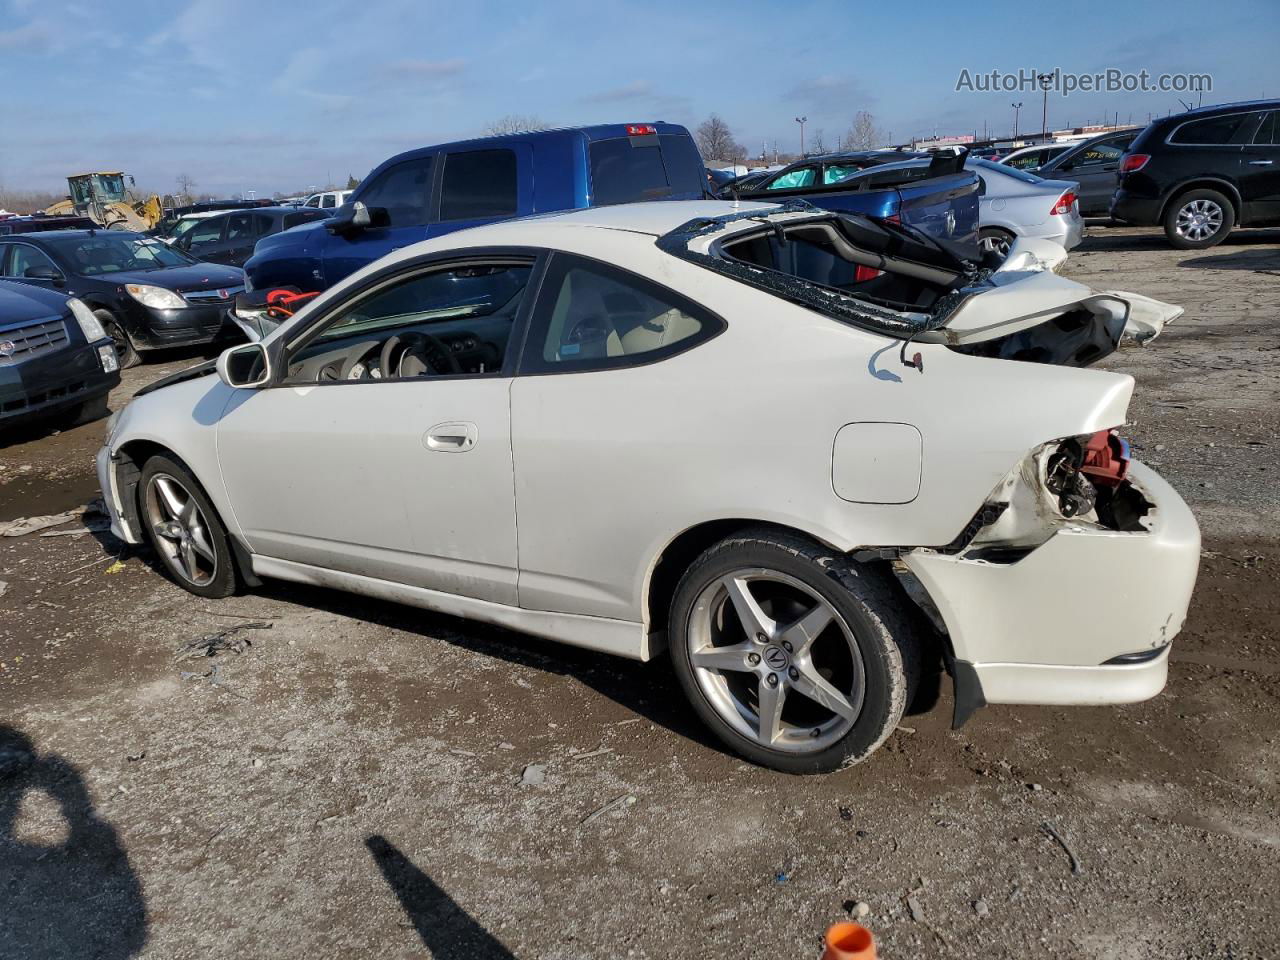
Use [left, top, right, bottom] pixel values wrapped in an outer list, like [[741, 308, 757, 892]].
[[284, 259, 534, 384]]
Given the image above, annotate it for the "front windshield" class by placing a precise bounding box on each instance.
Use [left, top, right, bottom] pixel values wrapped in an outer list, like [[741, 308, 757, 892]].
[[45, 234, 197, 276], [95, 174, 127, 201]]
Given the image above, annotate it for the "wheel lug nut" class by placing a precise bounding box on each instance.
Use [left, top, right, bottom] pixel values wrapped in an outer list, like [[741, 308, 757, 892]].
[[755, 633, 768, 644], [766, 673, 779, 687], [788, 667, 799, 681], [748, 653, 760, 665], [781, 641, 793, 653], [810, 728, 821, 738]]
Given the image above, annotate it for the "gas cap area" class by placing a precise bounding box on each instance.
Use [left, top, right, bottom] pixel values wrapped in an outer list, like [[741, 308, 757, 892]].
[[831, 422, 923, 504]]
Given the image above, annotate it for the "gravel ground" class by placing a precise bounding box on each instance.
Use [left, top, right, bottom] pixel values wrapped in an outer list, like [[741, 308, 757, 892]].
[[2, 225, 1278, 960]]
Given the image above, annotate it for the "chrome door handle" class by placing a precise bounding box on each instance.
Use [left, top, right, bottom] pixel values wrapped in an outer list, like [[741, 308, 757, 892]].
[[424, 421, 478, 452], [1248, 159, 1274, 165]]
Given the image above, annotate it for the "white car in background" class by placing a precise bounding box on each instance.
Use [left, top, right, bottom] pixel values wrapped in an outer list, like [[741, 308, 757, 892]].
[[968, 157, 1085, 260], [303, 189, 352, 210], [97, 201, 1197, 773]]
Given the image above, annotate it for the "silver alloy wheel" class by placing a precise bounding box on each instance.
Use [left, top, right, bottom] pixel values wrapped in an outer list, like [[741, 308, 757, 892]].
[[1175, 199, 1224, 242], [979, 232, 1012, 259], [686, 568, 866, 753], [144, 473, 217, 586]]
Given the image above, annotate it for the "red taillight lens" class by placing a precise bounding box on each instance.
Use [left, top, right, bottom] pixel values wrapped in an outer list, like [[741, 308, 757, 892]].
[[1050, 190, 1076, 215], [885, 213, 901, 224], [1120, 153, 1150, 174], [625, 124, 657, 136], [853, 265, 883, 283]]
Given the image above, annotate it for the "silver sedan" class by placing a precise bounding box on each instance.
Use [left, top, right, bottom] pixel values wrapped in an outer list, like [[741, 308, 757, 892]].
[[968, 158, 1085, 260]]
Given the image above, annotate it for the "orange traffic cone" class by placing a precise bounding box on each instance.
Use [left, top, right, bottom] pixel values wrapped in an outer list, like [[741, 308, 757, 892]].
[[822, 922, 876, 960]]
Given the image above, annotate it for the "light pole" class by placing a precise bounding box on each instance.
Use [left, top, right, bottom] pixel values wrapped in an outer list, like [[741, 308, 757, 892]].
[[795, 116, 807, 156], [1037, 72, 1054, 142], [1011, 101, 1023, 140]]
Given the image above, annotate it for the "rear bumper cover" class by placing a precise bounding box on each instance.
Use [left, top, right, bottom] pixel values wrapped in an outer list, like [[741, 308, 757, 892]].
[[1110, 192, 1163, 225], [904, 461, 1199, 709]]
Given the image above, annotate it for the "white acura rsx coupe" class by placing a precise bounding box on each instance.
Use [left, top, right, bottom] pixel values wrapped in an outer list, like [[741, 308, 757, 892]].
[[98, 200, 1199, 773]]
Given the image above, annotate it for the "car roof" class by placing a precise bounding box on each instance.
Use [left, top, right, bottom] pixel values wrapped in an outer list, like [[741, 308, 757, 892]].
[[509, 200, 777, 236], [377, 122, 692, 167], [1165, 98, 1278, 119]]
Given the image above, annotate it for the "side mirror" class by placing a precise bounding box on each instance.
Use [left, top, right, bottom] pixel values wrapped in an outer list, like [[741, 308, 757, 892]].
[[216, 343, 272, 389], [324, 201, 389, 235], [25, 265, 65, 286]]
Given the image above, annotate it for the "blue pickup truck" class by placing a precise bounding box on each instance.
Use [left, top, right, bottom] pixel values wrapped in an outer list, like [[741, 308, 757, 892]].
[[726, 150, 981, 249], [245, 122, 708, 293]]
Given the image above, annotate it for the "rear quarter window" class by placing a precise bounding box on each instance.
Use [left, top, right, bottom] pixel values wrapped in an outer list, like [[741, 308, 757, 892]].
[[588, 134, 705, 206], [1170, 113, 1250, 145]]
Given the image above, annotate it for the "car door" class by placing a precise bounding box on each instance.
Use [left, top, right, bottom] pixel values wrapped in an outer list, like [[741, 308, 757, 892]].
[[222, 212, 271, 266], [1239, 110, 1280, 223], [181, 215, 228, 263], [509, 252, 724, 621], [319, 155, 436, 288], [215, 252, 540, 605], [2, 242, 65, 290], [1054, 136, 1131, 215]]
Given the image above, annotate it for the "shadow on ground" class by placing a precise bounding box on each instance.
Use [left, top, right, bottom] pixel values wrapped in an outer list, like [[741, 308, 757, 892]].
[[366, 835, 515, 959], [1077, 226, 1280, 254], [1178, 247, 1280, 272], [0, 726, 147, 959]]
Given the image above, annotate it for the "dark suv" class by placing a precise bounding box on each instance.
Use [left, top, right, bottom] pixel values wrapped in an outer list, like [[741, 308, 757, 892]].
[[1111, 100, 1280, 248], [173, 206, 330, 267]]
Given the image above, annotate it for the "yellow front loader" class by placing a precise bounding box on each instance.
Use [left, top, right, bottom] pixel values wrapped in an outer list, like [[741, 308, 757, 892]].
[[44, 172, 169, 231]]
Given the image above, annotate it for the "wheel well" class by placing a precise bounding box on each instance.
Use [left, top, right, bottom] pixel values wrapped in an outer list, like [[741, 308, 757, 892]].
[[114, 440, 170, 535], [645, 519, 831, 635], [1160, 179, 1240, 221]]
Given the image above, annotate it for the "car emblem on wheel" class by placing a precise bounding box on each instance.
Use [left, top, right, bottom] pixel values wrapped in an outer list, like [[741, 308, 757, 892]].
[[764, 646, 789, 669], [0, 340, 14, 357]]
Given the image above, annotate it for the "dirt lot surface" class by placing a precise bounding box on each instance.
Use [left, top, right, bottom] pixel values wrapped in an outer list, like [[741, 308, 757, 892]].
[[2, 226, 1278, 960]]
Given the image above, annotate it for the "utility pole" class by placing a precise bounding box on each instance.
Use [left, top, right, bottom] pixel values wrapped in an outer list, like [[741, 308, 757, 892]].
[[1011, 101, 1023, 139], [794, 116, 807, 157], [1037, 72, 1054, 142]]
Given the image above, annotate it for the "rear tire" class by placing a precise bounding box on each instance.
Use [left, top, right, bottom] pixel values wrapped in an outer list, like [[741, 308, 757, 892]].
[[138, 454, 237, 599], [1163, 189, 1234, 249], [96, 311, 140, 369], [978, 227, 1015, 262], [668, 528, 922, 774]]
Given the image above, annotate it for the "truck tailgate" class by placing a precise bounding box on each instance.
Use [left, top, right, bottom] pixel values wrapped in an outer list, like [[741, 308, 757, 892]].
[[896, 172, 980, 248]]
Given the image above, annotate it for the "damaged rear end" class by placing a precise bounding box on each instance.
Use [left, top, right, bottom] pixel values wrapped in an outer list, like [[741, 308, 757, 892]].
[[899, 424, 1200, 727]]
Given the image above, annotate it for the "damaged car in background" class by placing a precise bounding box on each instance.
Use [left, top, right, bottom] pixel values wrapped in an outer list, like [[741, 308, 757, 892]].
[[97, 200, 1197, 773]]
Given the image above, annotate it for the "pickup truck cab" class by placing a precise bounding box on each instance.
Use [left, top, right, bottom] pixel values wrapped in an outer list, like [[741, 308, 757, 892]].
[[246, 122, 706, 293], [728, 150, 981, 248]]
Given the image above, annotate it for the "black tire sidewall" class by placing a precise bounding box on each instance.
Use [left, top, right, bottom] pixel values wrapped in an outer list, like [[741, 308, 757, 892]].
[[669, 532, 914, 774], [138, 454, 237, 599], [96, 311, 140, 368], [1163, 189, 1234, 249]]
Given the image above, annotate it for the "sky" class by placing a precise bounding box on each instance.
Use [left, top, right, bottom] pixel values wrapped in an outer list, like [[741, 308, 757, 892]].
[[1, 0, 1275, 197]]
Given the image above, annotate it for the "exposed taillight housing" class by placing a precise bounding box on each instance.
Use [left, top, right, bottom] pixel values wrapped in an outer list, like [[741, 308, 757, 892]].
[[1120, 153, 1151, 174], [625, 124, 657, 136], [1050, 190, 1077, 216]]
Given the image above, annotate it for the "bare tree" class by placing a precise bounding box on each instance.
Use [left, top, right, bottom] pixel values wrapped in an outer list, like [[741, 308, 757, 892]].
[[484, 114, 549, 136], [694, 114, 746, 163], [841, 112, 886, 151], [174, 173, 196, 203], [808, 128, 827, 155]]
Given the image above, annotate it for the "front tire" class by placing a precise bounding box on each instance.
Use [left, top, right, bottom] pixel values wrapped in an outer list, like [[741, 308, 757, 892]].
[[96, 311, 140, 369], [138, 454, 237, 598], [1164, 189, 1234, 249], [669, 528, 922, 774]]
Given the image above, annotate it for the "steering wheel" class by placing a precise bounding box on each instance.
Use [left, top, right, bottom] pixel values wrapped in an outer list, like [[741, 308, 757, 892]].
[[379, 332, 462, 379]]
